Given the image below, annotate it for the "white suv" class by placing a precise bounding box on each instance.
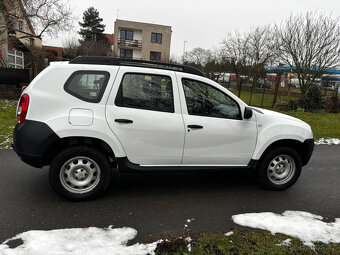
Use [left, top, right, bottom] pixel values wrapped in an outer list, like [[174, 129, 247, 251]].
[[13, 57, 314, 200]]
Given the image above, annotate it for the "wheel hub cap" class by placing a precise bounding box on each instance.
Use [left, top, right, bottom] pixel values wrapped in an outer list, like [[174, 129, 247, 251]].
[[59, 156, 101, 194], [267, 154, 296, 185], [73, 168, 88, 181]]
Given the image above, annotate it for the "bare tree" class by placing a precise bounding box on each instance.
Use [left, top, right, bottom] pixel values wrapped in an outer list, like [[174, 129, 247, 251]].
[[185, 47, 212, 67], [221, 31, 251, 96], [62, 38, 80, 60], [276, 12, 340, 94], [247, 25, 277, 104], [1, 0, 74, 40]]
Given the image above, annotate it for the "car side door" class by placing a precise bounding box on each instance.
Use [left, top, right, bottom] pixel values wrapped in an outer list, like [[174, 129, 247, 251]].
[[177, 73, 257, 166], [105, 67, 185, 166]]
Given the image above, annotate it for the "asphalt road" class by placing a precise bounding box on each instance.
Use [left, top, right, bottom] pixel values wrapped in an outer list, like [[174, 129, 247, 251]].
[[0, 145, 339, 243]]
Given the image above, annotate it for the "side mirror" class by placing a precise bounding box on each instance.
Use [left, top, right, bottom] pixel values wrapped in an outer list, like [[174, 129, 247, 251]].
[[244, 107, 253, 119]]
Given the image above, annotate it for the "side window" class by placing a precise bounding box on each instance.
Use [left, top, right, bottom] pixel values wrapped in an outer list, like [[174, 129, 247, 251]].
[[182, 78, 241, 119], [115, 73, 174, 113], [64, 71, 110, 103]]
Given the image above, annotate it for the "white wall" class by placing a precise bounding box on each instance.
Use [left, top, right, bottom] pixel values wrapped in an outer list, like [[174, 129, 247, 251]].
[[133, 30, 142, 41], [133, 49, 142, 59]]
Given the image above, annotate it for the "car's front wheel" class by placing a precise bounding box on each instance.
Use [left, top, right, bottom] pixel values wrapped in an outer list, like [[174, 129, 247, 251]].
[[49, 146, 112, 201], [257, 147, 302, 190]]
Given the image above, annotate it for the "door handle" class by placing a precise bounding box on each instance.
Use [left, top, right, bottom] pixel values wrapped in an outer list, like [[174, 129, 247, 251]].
[[115, 119, 133, 124], [187, 124, 203, 129]]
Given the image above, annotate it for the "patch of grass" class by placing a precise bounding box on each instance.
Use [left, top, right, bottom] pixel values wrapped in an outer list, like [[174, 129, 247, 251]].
[[0, 100, 17, 149], [284, 111, 340, 140], [155, 229, 340, 255], [229, 88, 300, 109]]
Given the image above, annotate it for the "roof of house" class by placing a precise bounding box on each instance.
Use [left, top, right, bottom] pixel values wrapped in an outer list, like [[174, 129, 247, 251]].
[[5, 0, 37, 37], [43, 45, 63, 53], [104, 33, 114, 45]]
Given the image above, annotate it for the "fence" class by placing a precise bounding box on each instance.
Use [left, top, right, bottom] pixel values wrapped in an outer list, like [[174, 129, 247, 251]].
[[220, 78, 339, 110]]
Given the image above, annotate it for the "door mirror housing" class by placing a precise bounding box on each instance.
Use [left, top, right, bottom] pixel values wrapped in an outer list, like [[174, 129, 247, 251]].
[[244, 107, 253, 119]]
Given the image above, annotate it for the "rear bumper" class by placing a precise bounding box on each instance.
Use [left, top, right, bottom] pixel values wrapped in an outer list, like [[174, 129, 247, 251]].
[[301, 138, 314, 166], [13, 120, 59, 168]]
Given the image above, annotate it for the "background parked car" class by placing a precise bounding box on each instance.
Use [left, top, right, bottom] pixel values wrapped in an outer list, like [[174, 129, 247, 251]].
[[257, 79, 272, 89]]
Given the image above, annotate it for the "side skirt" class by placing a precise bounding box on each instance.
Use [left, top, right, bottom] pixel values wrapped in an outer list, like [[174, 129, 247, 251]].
[[116, 157, 258, 173]]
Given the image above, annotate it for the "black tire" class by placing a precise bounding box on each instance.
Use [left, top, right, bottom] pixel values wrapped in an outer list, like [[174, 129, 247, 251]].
[[256, 147, 302, 190], [49, 146, 112, 201]]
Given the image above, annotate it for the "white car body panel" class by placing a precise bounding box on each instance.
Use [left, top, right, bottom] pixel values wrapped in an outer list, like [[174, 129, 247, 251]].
[[251, 108, 313, 160], [23, 63, 127, 158], [105, 67, 186, 165], [175, 72, 258, 166]]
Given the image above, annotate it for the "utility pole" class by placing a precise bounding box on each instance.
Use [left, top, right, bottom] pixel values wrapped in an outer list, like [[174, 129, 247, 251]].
[[182, 41, 187, 63]]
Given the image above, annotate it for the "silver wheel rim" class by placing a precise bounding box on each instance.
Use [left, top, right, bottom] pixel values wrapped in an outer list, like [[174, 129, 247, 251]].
[[267, 154, 296, 185], [59, 156, 101, 194]]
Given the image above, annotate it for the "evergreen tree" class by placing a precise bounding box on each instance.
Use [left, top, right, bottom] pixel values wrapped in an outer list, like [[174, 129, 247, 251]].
[[78, 7, 108, 43]]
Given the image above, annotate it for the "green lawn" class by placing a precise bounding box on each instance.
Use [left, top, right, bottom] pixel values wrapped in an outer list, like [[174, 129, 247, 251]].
[[285, 111, 340, 140], [0, 100, 17, 149], [229, 88, 300, 108], [155, 229, 340, 255]]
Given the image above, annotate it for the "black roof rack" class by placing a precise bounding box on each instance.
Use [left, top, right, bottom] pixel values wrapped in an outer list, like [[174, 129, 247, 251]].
[[69, 56, 205, 77]]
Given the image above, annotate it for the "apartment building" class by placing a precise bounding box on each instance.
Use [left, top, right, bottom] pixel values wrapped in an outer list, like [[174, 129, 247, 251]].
[[113, 19, 171, 62]]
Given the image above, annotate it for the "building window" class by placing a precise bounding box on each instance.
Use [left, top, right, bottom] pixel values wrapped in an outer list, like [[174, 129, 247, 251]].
[[120, 29, 134, 40], [18, 20, 23, 31], [150, 51, 161, 61], [120, 49, 133, 59], [151, 33, 162, 44], [8, 49, 24, 69]]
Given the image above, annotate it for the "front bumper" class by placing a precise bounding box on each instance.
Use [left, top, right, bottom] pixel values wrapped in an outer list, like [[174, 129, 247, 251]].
[[301, 138, 314, 166], [13, 120, 59, 168]]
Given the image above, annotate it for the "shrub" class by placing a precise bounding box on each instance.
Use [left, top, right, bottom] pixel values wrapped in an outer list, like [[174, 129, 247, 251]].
[[324, 94, 340, 113], [288, 85, 322, 112]]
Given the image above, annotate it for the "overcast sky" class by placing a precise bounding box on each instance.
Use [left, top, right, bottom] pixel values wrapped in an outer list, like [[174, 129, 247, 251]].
[[43, 0, 340, 59]]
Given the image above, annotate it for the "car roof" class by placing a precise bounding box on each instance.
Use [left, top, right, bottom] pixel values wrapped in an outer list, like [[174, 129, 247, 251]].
[[69, 56, 205, 77]]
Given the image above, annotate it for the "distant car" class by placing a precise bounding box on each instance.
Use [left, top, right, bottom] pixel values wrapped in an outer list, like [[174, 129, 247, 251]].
[[257, 79, 272, 89]]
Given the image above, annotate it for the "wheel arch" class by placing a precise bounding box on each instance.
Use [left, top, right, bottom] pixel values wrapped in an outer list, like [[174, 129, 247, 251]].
[[42, 136, 117, 166], [256, 139, 314, 166]]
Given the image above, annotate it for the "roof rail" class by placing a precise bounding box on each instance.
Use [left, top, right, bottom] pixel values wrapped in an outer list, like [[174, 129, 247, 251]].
[[69, 56, 205, 77]]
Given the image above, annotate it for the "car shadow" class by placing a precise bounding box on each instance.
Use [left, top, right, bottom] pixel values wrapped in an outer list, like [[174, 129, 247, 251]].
[[106, 168, 260, 196]]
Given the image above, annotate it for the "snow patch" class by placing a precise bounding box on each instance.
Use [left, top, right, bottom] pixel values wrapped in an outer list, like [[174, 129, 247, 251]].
[[187, 243, 191, 252], [232, 211, 340, 247], [277, 238, 291, 247], [224, 231, 233, 236], [185, 237, 192, 252], [315, 138, 340, 145], [0, 226, 161, 255]]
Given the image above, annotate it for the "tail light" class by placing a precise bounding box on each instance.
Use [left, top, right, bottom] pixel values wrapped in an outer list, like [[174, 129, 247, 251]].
[[17, 94, 29, 124]]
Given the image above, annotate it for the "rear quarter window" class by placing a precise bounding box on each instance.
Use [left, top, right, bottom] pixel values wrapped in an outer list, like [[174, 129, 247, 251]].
[[64, 71, 110, 103]]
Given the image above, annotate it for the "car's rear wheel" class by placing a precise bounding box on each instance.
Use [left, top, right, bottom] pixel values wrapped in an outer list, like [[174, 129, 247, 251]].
[[257, 147, 302, 190], [49, 146, 112, 201]]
